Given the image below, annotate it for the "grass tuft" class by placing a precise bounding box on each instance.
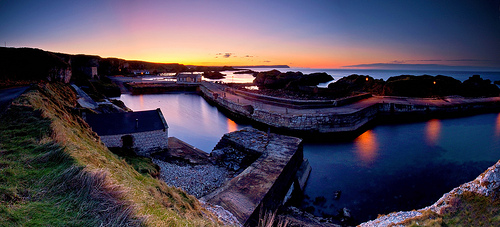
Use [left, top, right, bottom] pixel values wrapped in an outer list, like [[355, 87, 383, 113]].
[[401, 191, 500, 226], [1, 83, 221, 226]]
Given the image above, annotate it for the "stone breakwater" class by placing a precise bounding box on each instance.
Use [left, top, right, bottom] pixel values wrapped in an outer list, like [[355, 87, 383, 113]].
[[202, 127, 304, 226], [360, 159, 500, 226], [200, 82, 500, 135]]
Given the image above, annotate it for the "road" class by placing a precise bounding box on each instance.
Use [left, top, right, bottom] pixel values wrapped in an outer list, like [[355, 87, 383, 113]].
[[0, 86, 29, 112]]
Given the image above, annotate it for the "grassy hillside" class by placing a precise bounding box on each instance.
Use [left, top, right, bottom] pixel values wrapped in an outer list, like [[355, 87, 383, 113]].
[[0, 83, 220, 226]]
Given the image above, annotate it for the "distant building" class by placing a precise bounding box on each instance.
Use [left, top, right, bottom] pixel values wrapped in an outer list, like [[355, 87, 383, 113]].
[[85, 109, 168, 156], [177, 73, 202, 83]]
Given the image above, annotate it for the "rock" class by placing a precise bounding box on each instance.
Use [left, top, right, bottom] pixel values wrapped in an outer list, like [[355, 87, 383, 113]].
[[342, 208, 351, 218], [211, 149, 225, 160], [333, 190, 341, 200], [279, 206, 341, 227], [460, 75, 500, 97], [313, 196, 327, 206], [203, 71, 225, 79], [201, 201, 242, 227], [253, 70, 333, 89]]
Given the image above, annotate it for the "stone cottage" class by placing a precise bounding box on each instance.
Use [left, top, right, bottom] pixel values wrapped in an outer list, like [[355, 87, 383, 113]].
[[177, 73, 202, 83], [85, 108, 168, 156]]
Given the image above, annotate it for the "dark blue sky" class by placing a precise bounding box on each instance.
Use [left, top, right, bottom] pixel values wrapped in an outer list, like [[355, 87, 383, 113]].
[[1, 0, 499, 69]]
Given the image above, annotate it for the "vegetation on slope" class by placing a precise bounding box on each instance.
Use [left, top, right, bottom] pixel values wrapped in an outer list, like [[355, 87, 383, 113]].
[[0, 83, 220, 226], [399, 191, 500, 226]]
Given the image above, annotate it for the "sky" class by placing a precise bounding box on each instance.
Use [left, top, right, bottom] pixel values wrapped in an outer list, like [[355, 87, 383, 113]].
[[1, 0, 500, 70]]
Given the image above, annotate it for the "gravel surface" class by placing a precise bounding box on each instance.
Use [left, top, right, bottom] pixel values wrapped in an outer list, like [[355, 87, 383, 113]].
[[153, 158, 230, 198]]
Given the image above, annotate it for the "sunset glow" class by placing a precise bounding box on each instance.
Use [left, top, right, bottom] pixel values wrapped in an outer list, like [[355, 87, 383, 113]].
[[1, 0, 499, 69]]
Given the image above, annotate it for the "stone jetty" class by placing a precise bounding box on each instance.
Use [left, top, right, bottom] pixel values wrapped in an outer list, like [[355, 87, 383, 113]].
[[200, 82, 500, 136], [202, 127, 304, 226]]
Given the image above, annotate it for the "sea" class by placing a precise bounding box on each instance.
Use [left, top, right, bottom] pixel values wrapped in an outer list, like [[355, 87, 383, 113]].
[[204, 68, 500, 88]]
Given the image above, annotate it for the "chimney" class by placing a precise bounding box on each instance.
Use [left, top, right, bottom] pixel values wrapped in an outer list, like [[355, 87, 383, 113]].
[[136, 119, 138, 128]]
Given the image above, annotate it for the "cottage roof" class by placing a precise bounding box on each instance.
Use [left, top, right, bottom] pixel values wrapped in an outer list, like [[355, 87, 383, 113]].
[[85, 109, 168, 136]]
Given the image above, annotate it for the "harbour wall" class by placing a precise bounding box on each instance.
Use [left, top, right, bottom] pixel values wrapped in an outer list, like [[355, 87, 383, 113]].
[[200, 83, 500, 136]]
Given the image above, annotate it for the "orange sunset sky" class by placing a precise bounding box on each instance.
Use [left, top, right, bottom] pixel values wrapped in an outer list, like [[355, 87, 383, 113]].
[[1, 0, 500, 70]]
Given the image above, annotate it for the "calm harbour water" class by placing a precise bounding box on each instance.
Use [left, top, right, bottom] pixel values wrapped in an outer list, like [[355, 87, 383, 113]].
[[119, 69, 500, 224], [120, 92, 250, 152], [302, 115, 500, 222]]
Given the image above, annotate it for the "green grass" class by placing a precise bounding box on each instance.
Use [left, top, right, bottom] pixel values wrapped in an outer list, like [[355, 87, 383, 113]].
[[401, 191, 500, 227], [109, 147, 160, 177], [0, 105, 124, 226], [0, 83, 221, 226], [440, 191, 500, 226]]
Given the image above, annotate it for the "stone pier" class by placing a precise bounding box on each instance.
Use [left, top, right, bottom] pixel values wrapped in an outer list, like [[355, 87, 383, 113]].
[[202, 128, 304, 226], [200, 82, 500, 135]]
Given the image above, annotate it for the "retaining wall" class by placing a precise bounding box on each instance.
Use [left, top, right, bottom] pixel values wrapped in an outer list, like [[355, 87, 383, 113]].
[[100, 129, 168, 156]]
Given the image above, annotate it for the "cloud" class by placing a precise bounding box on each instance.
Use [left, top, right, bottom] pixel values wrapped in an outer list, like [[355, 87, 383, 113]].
[[445, 59, 492, 62], [214, 53, 258, 59], [343, 63, 445, 68], [215, 53, 234, 58], [398, 59, 492, 63], [263, 60, 271, 63], [411, 59, 443, 62]]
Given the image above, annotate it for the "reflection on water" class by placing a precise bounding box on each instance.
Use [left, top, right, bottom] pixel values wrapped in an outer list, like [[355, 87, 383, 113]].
[[496, 113, 500, 137], [203, 71, 256, 83], [302, 113, 500, 224], [138, 94, 144, 109], [354, 130, 378, 165], [227, 118, 238, 132], [119, 93, 250, 152], [425, 119, 441, 145]]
